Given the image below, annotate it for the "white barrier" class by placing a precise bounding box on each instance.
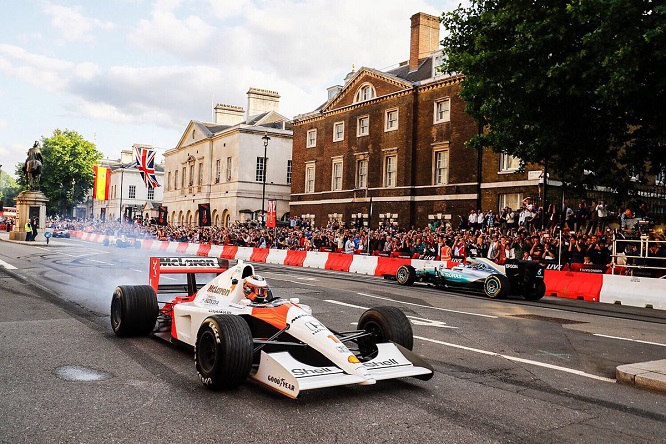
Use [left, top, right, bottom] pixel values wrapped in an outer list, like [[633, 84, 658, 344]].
[[349, 255, 379, 275], [600, 275, 666, 309], [266, 249, 288, 265], [235, 247, 254, 261], [208, 244, 224, 258], [302, 251, 329, 269]]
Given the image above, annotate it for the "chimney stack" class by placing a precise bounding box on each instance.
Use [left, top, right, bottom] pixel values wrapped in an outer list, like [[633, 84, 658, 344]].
[[246, 88, 280, 122], [214, 104, 245, 125], [409, 12, 440, 72]]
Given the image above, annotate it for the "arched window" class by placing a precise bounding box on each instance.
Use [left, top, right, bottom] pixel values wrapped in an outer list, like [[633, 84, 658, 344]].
[[353, 83, 376, 103]]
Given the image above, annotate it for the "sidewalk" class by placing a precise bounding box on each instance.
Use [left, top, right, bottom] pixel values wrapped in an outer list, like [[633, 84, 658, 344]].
[[0, 230, 69, 246]]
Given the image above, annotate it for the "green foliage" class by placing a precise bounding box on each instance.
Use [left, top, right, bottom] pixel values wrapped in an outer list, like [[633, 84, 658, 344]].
[[0, 168, 20, 206], [440, 0, 665, 190], [16, 129, 102, 215]]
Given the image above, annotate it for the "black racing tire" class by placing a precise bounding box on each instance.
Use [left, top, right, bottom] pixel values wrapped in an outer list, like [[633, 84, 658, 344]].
[[524, 281, 546, 301], [195, 315, 253, 390], [111, 285, 158, 336], [395, 265, 416, 286], [484, 274, 511, 299], [134, 240, 141, 249], [103, 238, 110, 246], [357, 306, 413, 357]]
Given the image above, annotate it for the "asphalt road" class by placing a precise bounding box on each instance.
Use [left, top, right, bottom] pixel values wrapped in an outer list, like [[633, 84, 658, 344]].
[[1, 238, 665, 443]]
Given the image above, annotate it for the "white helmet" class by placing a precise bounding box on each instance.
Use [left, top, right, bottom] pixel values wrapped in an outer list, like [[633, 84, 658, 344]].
[[243, 275, 271, 303]]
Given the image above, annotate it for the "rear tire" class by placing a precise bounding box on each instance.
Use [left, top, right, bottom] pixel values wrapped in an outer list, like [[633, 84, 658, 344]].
[[396, 265, 416, 286], [484, 274, 510, 299], [357, 306, 413, 358], [524, 281, 546, 301], [111, 285, 158, 336], [195, 315, 253, 390]]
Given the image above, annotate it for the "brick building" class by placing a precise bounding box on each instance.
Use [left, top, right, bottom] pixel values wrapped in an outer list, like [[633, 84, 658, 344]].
[[291, 12, 551, 229]]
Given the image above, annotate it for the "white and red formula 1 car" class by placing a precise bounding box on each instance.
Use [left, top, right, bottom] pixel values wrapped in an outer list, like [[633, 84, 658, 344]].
[[111, 257, 433, 398]]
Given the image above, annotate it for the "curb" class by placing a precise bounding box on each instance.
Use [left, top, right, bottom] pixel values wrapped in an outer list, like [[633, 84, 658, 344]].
[[616, 360, 666, 393]]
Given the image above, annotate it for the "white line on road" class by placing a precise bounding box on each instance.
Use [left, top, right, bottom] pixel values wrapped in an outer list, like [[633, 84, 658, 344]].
[[414, 335, 616, 383], [325, 300, 458, 329], [356, 292, 498, 319], [594, 334, 666, 348], [0, 259, 18, 270], [88, 259, 113, 265], [130, 269, 143, 273]]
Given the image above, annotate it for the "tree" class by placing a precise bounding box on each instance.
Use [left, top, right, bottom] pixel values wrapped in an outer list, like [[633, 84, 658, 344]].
[[0, 170, 20, 207], [16, 129, 102, 216], [440, 0, 666, 191]]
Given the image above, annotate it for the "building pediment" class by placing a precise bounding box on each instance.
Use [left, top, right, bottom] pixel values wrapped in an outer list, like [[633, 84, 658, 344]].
[[174, 121, 216, 150], [321, 67, 413, 113]]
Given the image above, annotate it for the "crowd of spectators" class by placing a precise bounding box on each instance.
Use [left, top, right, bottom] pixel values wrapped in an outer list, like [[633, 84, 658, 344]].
[[42, 197, 666, 273]]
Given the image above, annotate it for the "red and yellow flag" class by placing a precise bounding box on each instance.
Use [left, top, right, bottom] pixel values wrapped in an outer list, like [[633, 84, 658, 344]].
[[93, 166, 111, 200]]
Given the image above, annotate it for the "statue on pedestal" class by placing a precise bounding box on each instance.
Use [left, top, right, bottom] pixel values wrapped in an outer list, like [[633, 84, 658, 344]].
[[23, 141, 43, 190]]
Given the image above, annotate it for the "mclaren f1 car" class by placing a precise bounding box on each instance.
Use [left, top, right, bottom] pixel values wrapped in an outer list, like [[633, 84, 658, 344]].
[[111, 257, 433, 398]]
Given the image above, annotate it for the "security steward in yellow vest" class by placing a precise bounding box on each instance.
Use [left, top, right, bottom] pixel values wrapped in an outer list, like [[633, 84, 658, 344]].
[[24, 220, 33, 241]]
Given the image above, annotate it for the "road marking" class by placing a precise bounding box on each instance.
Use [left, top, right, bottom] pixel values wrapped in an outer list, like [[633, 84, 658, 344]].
[[356, 292, 498, 319], [0, 259, 18, 270], [538, 350, 571, 360], [594, 334, 666, 348], [414, 335, 615, 383], [325, 300, 457, 329], [130, 268, 143, 273], [88, 259, 113, 265]]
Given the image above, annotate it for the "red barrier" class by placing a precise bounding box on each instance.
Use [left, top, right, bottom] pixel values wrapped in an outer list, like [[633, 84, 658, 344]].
[[544, 270, 603, 301], [251, 248, 269, 263], [325, 253, 354, 272], [284, 250, 307, 267], [374, 257, 412, 277], [176, 242, 189, 254], [220, 245, 238, 259], [197, 243, 211, 257]]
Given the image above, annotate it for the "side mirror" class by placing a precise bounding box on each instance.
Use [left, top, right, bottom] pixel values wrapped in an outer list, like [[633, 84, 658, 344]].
[[289, 297, 300, 304], [231, 278, 238, 285]]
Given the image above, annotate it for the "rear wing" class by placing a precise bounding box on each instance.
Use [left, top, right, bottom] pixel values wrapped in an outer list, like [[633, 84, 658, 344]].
[[149, 257, 230, 296]]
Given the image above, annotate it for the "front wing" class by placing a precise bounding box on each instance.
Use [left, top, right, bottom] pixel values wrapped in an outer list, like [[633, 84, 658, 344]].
[[252, 342, 433, 398]]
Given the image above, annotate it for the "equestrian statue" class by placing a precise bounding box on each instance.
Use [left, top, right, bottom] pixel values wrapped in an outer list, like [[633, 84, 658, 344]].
[[24, 141, 43, 191]]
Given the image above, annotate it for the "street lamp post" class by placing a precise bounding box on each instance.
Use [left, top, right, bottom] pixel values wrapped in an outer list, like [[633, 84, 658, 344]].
[[260, 133, 270, 226]]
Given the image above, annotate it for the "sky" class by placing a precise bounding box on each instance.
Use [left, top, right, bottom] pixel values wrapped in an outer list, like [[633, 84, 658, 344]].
[[0, 0, 464, 179]]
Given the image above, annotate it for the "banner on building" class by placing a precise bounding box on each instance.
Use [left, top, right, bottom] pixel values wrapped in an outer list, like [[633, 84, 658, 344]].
[[93, 166, 111, 200], [134, 146, 160, 189], [124, 206, 133, 223], [198, 203, 211, 227], [266, 200, 277, 228], [158, 206, 168, 226]]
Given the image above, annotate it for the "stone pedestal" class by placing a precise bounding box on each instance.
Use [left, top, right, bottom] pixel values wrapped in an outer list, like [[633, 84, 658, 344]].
[[10, 190, 49, 241]]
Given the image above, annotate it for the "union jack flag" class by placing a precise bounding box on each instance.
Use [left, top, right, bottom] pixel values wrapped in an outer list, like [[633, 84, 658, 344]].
[[134, 147, 160, 188]]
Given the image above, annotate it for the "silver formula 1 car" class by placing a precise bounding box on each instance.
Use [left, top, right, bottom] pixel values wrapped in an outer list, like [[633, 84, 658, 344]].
[[111, 257, 433, 398]]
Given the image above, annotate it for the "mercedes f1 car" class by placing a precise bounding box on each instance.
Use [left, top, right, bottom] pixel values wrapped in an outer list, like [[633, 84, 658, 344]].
[[392, 257, 545, 300], [111, 257, 433, 398]]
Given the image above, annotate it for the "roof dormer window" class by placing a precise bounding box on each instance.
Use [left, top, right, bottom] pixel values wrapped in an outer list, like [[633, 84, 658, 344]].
[[353, 83, 376, 103]]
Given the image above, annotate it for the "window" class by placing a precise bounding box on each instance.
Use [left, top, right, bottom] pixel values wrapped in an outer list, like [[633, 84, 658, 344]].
[[189, 164, 194, 186], [181, 167, 186, 188], [307, 129, 317, 148], [226, 157, 232, 181], [167, 172, 171, 191], [353, 83, 376, 103], [198, 162, 203, 185], [357, 116, 369, 137], [434, 98, 450, 123], [305, 163, 316, 193], [385, 109, 398, 131], [333, 122, 344, 142], [499, 193, 522, 212], [434, 149, 449, 185], [331, 158, 343, 191], [356, 158, 368, 189], [499, 153, 521, 171], [256, 157, 266, 182], [384, 154, 397, 187], [287, 160, 292, 184], [128, 185, 136, 199], [174, 170, 178, 189], [147, 187, 154, 200], [215, 159, 221, 183]]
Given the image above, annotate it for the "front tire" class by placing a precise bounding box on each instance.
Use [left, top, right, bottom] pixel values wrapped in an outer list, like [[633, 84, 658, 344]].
[[195, 315, 253, 390], [396, 265, 416, 286], [357, 306, 413, 358], [111, 285, 158, 336], [484, 274, 510, 299]]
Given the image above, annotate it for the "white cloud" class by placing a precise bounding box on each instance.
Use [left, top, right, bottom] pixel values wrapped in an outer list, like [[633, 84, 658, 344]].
[[43, 3, 115, 43]]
